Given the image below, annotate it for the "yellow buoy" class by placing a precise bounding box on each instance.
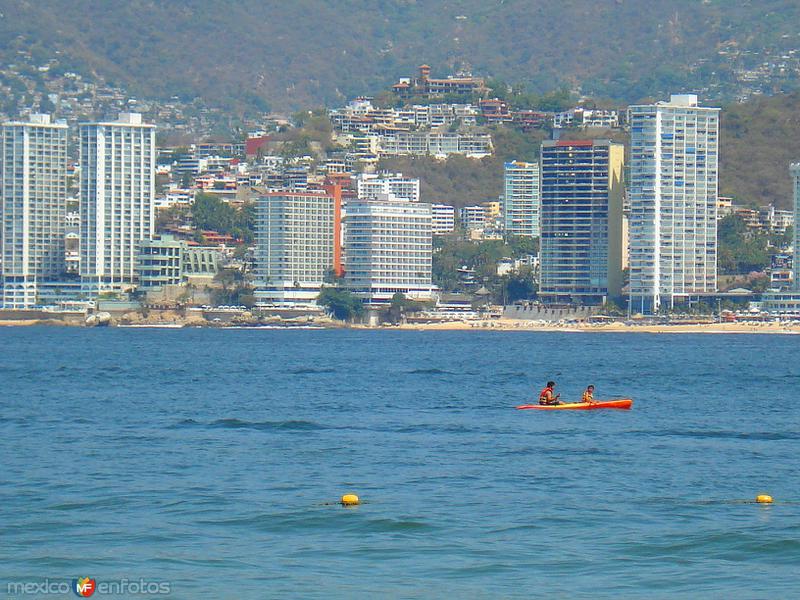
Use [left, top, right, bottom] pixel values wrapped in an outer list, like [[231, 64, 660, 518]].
[[756, 494, 773, 504], [341, 494, 360, 506]]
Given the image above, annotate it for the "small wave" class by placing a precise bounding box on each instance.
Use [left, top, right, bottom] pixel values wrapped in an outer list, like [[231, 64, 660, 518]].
[[395, 424, 475, 434], [351, 517, 437, 533], [198, 511, 333, 532], [630, 429, 800, 441], [167, 419, 328, 431], [166, 418, 199, 429], [499, 371, 528, 378], [406, 368, 455, 375], [625, 530, 800, 562], [47, 497, 125, 511], [167, 418, 326, 431], [288, 367, 335, 374], [210, 418, 326, 432]]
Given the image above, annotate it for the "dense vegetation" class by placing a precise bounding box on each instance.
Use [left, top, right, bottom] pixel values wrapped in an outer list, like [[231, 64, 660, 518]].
[[317, 287, 364, 321], [433, 235, 538, 301], [5, 1, 800, 110], [192, 193, 255, 243], [379, 125, 549, 207], [717, 214, 791, 275]]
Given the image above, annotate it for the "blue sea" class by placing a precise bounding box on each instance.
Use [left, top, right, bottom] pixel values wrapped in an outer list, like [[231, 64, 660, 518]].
[[1, 328, 799, 598]]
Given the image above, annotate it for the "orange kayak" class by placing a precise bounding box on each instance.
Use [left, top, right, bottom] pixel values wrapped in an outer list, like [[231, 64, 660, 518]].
[[516, 398, 633, 411]]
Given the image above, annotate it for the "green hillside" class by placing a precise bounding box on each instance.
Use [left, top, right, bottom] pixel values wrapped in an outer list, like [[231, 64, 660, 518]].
[[4, 0, 800, 110], [721, 93, 800, 209]]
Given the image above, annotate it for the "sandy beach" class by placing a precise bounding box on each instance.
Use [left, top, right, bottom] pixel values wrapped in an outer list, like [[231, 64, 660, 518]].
[[395, 319, 800, 334], [2, 315, 799, 334]]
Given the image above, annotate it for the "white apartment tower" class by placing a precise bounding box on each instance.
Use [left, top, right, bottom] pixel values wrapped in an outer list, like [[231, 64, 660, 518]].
[[80, 113, 156, 293], [356, 172, 420, 202], [628, 95, 720, 314], [344, 198, 434, 304], [431, 204, 455, 235], [792, 163, 800, 290], [1, 115, 68, 308], [503, 160, 540, 237], [253, 191, 340, 306]]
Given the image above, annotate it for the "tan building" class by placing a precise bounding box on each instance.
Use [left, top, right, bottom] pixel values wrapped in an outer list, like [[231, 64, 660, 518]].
[[539, 140, 625, 305]]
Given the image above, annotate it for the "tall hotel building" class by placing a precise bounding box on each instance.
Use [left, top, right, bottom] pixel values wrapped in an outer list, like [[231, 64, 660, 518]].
[[539, 140, 625, 305], [793, 163, 800, 290], [503, 160, 540, 237], [1, 115, 68, 308], [628, 95, 720, 314], [253, 188, 342, 306], [79, 113, 156, 294], [344, 197, 434, 305]]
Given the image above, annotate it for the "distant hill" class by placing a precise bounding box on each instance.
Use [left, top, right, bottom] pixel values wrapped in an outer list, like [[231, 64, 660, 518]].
[[4, 0, 800, 111]]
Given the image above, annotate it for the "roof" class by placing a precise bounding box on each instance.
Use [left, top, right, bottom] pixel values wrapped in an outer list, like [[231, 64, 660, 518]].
[[555, 139, 596, 147]]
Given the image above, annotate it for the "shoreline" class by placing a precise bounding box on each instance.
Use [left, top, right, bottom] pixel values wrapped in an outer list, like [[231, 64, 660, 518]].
[[392, 319, 800, 334], [2, 317, 800, 334]]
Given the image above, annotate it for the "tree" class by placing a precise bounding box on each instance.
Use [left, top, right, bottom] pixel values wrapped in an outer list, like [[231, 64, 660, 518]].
[[211, 268, 254, 306], [387, 292, 429, 323], [192, 193, 254, 243], [502, 268, 536, 303], [318, 287, 363, 321], [717, 214, 770, 274], [38, 95, 56, 115]]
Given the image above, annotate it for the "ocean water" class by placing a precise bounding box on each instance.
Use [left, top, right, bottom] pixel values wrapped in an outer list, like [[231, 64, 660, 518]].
[[1, 328, 799, 599]]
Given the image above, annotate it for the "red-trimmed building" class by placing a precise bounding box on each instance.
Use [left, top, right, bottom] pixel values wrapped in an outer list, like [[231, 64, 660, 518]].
[[392, 65, 488, 100]]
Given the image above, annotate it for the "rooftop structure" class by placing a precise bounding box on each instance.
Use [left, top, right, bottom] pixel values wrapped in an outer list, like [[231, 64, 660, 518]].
[[392, 65, 488, 100]]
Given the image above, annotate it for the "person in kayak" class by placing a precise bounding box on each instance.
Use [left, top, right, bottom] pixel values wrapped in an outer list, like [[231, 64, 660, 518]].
[[539, 381, 561, 405], [581, 385, 596, 404]]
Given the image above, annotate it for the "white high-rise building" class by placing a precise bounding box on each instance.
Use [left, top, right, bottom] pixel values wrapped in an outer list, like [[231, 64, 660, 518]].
[[344, 198, 434, 304], [356, 172, 420, 202], [431, 204, 455, 235], [1, 115, 68, 308], [80, 113, 156, 293], [792, 163, 800, 290], [503, 160, 540, 237], [628, 94, 720, 314], [253, 191, 340, 306]]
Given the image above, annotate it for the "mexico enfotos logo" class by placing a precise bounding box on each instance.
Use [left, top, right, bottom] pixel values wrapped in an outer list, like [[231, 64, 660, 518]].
[[6, 577, 170, 596]]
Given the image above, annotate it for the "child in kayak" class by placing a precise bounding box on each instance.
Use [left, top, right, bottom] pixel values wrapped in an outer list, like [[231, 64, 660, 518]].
[[539, 381, 561, 405], [582, 385, 596, 404]]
